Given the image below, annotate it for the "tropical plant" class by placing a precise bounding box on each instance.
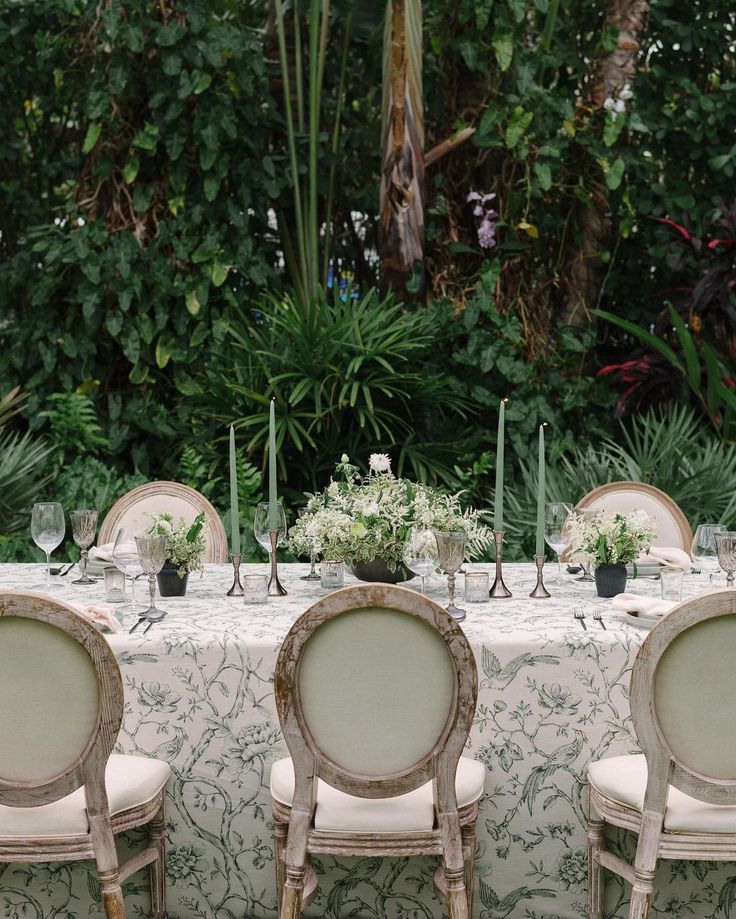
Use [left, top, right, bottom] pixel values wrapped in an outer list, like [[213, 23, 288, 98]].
[[0, 388, 52, 536], [193, 287, 474, 493], [288, 452, 491, 567]]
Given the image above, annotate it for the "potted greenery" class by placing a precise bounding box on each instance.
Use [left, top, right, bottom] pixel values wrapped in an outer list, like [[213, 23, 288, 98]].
[[147, 512, 206, 597], [288, 454, 491, 582], [568, 509, 656, 597]]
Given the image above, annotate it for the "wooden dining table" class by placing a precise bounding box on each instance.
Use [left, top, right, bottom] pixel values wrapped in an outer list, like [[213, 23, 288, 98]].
[[0, 561, 727, 919]]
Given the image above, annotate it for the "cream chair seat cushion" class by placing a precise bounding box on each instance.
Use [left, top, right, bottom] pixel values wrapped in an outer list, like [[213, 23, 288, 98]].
[[588, 754, 736, 834], [270, 756, 486, 833], [0, 754, 170, 839]]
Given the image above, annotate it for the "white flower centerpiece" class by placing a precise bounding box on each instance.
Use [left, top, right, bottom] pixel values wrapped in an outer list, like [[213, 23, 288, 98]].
[[567, 508, 656, 597], [147, 512, 207, 596], [288, 453, 492, 582]]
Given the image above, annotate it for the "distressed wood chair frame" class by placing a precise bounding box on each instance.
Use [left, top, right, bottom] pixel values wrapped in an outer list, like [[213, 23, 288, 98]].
[[588, 589, 736, 919], [99, 480, 229, 563], [0, 591, 167, 919], [576, 481, 693, 551], [273, 584, 479, 919]]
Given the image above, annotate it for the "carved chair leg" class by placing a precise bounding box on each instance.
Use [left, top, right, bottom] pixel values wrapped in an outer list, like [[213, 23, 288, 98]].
[[99, 868, 127, 919], [280, 811, 311, 919], [461, 821, 477, 917], [628, 879, 655, 919], [273, 818, 289, 918], [587, 795, 605, 919], [281, 864, 308, 919], [89, 815, 127, 919], [628, 814, 661, 919], [439, 815, 469, 919], [149, 804, 167, 919]]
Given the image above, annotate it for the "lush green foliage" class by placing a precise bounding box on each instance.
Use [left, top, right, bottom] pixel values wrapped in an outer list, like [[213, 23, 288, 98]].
[[1, 0, 734, 561], [0, 389, 52, 536]]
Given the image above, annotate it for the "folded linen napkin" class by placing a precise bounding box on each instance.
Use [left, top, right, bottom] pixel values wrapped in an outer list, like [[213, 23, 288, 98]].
[[611, 593, 677, 618], [65, 598, 123, 634], [88, 541, 138, 564], [639, 546, 691, 569]]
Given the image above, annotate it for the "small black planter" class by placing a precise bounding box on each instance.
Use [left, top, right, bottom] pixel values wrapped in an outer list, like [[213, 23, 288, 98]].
[[157, 561, 189, 597], [594, 563, 627, 598], [350, 558, 415, 584]]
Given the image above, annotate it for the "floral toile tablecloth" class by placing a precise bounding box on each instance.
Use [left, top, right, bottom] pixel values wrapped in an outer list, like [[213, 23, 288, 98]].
[[0, 562, 732, 919]]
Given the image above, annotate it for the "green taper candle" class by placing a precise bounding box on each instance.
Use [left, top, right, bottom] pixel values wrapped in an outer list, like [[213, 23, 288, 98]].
[[267, 399, 279, 530], [494, 400, 505, 531], [229, 425, 240, 556], [535, 424, 546, 556]]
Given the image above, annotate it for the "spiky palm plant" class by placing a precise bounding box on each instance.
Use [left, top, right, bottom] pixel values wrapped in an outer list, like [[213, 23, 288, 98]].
[[0, 388, 52, 536]]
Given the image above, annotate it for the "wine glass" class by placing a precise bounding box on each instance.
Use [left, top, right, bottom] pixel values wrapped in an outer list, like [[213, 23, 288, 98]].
[[572, 507, 596, 582], [402, 527, 438, 594], [254, 502, 287, 560], [715, 532, 736, 587], [297, 507, 321, 581], [70, 509, 98, 585], [113, 527, 144, 607], [692, 523, 727, 584], [433, 530, 467, 621], [134, 535, 168, 624], [31, 502, 65, 592], [545, 502, 573, 585]]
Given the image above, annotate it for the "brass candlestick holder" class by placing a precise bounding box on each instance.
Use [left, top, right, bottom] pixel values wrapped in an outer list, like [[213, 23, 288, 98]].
[[489, 530, 512, 598], [268, 529, 287, 596], [226, 554, 244, 596], [529, 553, 551, 598]]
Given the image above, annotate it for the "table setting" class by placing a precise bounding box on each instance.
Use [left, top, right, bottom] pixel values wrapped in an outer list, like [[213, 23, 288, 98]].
[[9, 402, 736, 919]]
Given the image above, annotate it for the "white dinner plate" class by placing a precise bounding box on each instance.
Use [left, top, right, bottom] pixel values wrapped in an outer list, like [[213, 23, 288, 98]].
[[623, 610, 661, 630], [626, 562, 662, 578]]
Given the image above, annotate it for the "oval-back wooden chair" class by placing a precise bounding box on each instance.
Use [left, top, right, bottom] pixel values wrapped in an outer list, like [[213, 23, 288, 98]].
[[587, 589, 736, 919], [99, 480, 228, 563], [0, 591, 170, 919], [576, 482, 692, 551], [270, 583, 484, 919]]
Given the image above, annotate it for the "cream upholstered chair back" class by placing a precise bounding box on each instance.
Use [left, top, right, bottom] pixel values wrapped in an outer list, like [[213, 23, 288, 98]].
[[630, 590, 736, 805], [99, 481, 228, 563], [275, 584, 478, 800], [0, 591, 123, 808], [576, 481, 692, 550]]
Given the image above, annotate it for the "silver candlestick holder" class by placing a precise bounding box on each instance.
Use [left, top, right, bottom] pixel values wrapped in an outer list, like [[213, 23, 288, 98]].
[[529, 553, 551, 598], [226, 554, 244, 596], [489, 530, 512, 598], [268, 529, 287, 596]]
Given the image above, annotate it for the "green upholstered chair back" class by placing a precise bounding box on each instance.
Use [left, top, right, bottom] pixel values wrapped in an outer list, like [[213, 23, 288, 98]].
[[631, 589, 736, 804], [0, 591, 123, 808], [275, 584, 478, 801]]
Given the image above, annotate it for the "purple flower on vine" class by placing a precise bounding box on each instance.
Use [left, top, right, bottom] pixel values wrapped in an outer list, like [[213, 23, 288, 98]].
[[467, 190, 498, 250]]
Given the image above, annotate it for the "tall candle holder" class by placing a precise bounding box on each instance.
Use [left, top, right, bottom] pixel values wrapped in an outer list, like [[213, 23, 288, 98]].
[[529, 553, 551, 598], [268, 530, 287, 596], [489, 530, 512, 598], [226, 554, 244, 597]]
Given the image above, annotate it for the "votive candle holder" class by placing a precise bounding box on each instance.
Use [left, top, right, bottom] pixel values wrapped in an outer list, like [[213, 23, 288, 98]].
[[465, 570, 490, 603], [243, 574, 268, 605]]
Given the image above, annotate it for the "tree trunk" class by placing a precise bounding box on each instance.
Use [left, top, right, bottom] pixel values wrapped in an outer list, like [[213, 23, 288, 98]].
[[562, 0, 650, 326], [378, 0, 424, 301]]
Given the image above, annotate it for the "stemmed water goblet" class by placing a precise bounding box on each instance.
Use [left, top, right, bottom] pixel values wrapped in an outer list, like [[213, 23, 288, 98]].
[[113, 527, 144, 607], [692, 523, 727, 584], [297, 508, 321, 581], [31, 502, 65, 592], [133, 535, 168, 628], [402, 527, 438, 594], [715, 531, 736, 587], [545, 502, 573, 585], [254, 502, 287, 561], [433, 530, 467, 621], [70, 509, 98, 585]]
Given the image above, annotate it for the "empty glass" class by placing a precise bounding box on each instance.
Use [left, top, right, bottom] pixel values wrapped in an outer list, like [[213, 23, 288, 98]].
[[545, 502, 573, 584], [112, 527, 144, 607], [434, 530, 467, 622], [297, 507, 321, 581], [715, 532, 736, 587], [691, 523, 727, 583], [321, 560, 344, 589], [402, 527, 439, 594], [134, 535, 168, 625], [70, 509, 98, 585], [254, 502, 287, 560], [465, 570, 490, 603], [31, 502, 65, 592], [660, 567, 684, 601], [243, 574, 268, 604]]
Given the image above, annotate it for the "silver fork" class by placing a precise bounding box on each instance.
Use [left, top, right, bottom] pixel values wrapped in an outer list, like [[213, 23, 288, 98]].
[[592, 608, 607, 630], [573, 608, 587, 630]]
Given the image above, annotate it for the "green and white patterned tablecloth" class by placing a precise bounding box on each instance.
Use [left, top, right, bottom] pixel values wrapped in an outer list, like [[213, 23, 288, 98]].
[[0, 562, 730, 919]]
